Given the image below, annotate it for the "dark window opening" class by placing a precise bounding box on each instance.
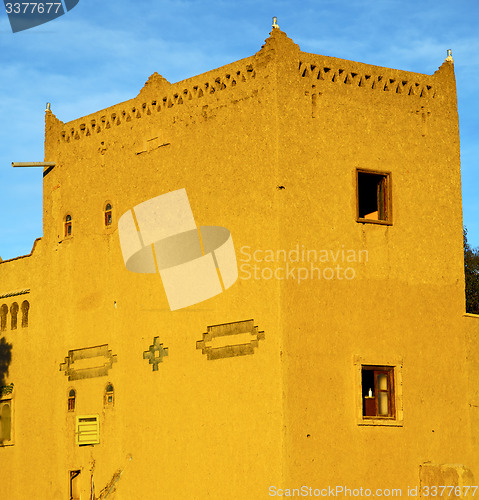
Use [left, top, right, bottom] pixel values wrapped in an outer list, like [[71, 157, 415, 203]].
[[362, 366, 395, 418], [10, 303, 18, 330], [104, 203, 112, 227], [0, 304, 7, 331], [104, 384, 114, 406], [68, 389, 76, 412], [21, 300, 29, 328], [65, 214, 72, 237], [357, 171, 390, 222]]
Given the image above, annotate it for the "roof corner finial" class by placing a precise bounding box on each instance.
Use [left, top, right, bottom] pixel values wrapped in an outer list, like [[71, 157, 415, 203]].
[[272, 16, 279, 29], [445, 49, 454, 63], [46, 102, 51, 111]]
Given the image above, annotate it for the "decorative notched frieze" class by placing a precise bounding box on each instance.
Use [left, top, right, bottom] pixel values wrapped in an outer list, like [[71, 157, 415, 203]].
[[60, 344, 117, 381], [143, 337, 169, 371], [299, 61, 436, 99], [60, 63, 256, 143], [196, 319, 265, 360]]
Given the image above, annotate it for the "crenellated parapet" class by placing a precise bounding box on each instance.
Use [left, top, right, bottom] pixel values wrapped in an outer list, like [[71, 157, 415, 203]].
[[59, 61, 257, 144], [137, 71, 171, 100], [51, 28, 453, 150], [298, 57, 437, 99]]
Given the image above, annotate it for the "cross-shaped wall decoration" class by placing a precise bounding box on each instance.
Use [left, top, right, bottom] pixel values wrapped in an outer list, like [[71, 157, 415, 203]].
[[415, 106, 431, 137], [143, 337, 169, 371]]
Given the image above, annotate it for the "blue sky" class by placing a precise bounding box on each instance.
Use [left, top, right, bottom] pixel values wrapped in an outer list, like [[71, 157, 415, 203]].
[[0, 0, 478, 260]]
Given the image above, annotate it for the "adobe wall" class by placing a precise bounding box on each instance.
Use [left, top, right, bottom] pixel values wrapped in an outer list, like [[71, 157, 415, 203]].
[[267, 30, 472, 491], [6, 32, 284, 500], [0, 27, 473, 498], [466, 313, 479, 472]]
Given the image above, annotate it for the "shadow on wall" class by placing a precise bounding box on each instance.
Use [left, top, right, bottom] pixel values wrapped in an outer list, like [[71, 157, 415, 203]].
[[0, 337, 12, 445]]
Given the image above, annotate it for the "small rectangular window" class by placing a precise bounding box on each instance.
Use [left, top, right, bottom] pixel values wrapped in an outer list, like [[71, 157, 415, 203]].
[[69, 470, 81, 500], [0, 398, 13, 445], [65, 215, 72, 237], [76, 415, 100, 446], [357, 170, 391, 224], [68, 390, 76, 412], [361, 366, 395, 418]]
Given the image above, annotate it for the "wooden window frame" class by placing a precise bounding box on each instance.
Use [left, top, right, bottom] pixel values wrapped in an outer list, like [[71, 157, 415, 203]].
[[64, 214, 72, 237], [361, 365, 395, 419], [356, 169, 392, 225], [104, 203, 112, 228], [68, 389, 76, 412], [354, 356, 403, 427], [104, 383, 114, 407]]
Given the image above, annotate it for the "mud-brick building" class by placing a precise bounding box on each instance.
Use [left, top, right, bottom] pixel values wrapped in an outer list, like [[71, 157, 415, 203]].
[[1, 26, 478, 499]]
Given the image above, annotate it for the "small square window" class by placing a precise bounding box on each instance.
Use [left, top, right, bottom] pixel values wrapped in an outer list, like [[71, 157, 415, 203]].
[[357, 170, 391, 224]]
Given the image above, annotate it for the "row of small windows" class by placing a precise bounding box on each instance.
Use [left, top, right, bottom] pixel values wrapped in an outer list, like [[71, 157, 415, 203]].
[[64, 203, 113, 237], [61, 172, 390, 238], [1, 384, 114, 447], [0, 363, 396, 449], [0, 301, 29, 331], [61, 370, 393, 418], [67, 383, 114, 411]]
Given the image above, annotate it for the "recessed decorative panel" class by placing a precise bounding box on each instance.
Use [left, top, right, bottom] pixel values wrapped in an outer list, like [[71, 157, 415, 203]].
[[196, 319, 265, 360], [60, 345, 117, 381]]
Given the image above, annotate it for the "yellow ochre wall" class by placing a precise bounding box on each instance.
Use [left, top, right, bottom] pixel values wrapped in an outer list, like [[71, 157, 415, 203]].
[[0, 28, 476, 499]]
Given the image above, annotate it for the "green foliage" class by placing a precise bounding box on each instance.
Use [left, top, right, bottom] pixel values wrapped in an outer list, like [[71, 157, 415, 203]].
[[464, 228, 479, 314]]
